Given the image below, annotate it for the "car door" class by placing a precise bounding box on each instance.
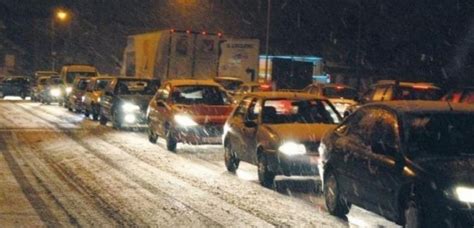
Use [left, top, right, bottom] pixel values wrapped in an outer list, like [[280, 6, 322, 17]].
[[362, 108, 404, 217], [100, 80, 116, 119], [241, 98, 261, 163], [329, 108, 372, 206], [227, 97, 253, 163]]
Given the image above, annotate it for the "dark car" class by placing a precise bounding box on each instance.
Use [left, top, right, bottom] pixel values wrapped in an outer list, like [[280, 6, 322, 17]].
[[442, 87, 474, 104], [0, 76, 30, 99], [65, 77, 91, 112], [100, 77, 160, 129], [40, 76, 66, 105], [319, 101, 474, 227], [223, 92, 341, 187], [147, 79, 233, 152]]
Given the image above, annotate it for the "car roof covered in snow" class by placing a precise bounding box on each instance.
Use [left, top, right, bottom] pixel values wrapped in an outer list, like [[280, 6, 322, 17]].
[[246, 91, 327, 100], [164, 79, 221, 87], [365, 101, 474, 114]]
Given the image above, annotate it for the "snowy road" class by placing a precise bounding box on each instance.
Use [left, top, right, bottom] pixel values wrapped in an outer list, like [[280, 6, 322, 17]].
[[0, 100, 400, 227]]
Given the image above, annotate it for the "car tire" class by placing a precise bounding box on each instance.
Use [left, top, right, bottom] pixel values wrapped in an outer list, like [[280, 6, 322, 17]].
[[324, 170, 350, 217], [166, 128, 177, 152], [21, 92, 26, 100], [257, 153, 275, 188], [224, 142, 239, 172], [59, 101, 63, 106], [148, 128, 158, 144], [84, 110, 90, 117], [99, 115, 107, 125]]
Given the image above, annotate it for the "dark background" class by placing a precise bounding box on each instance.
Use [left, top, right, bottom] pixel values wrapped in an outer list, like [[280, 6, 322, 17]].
[[1, 0, 474, 87]]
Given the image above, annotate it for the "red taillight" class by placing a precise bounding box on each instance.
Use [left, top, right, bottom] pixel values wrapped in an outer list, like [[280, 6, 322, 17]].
[[201, 31, 207, 35], [217, 32, 223, 37], [336, 86, 344, 90], [260, 84, 271, 90]]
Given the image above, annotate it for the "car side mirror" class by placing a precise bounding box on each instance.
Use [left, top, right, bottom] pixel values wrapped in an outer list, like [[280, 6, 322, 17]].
[[244, 120, 257, 128]]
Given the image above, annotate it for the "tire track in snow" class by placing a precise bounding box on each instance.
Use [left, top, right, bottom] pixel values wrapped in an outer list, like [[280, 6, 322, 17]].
[[14, 102, 233, 227], [0, 132, 61, 227]]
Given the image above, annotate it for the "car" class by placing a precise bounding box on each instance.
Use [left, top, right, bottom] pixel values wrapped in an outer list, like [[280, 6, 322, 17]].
[[213, 77, 244, 95], [0, 76, 31, 99], [39, 76, 66, 105], [303, 83, 359, 116], [442, 87, 474, 104], [31, 76, 51, 102], [59, 64, 98, 98], [100, 77, 160, 129], [346, 80, 444, 115], [83, 76, 114, 120], [65, 77, 91, 112], [232, 82, 272, 102], [147, 79, 233, 152], [223, 92, 341, 187], [319, 101, 474, 227]]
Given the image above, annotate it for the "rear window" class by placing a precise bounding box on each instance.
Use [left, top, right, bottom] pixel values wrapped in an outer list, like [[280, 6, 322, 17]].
[[75, 79, 90, 90], [323, 87, 358, 99], [66, 72, 97, 84], [172, 85, 230, 105], [115, 79, 159, 95], [393, 86, 442, 100], [261, 99, 340, 124]]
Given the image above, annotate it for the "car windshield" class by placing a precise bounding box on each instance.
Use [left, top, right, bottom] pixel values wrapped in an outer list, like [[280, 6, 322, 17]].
[[261, 99, 340, 124], [116, 79, 159, 95], [49, 78, 64, 85], [75, 79, 90, 90], [323, 87, 358, 99], [394, 86, 442, 100], [66, 72, 96, 84], [216, 80, 243, 91], [95, 79, 111, 91], [172, 85, 230, 105], [406, 113, 474, 158]]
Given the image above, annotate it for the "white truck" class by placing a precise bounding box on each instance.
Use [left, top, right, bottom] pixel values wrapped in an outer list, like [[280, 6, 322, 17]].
[[121, 29, 259, 82]]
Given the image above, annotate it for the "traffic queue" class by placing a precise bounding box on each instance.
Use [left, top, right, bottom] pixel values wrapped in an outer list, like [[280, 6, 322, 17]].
[[1, 65, 474, 227]]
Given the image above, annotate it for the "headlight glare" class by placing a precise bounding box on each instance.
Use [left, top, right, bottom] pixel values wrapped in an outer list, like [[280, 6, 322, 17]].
[[456, 186, 474, 203], [174, 114, 198, 127], [66, 87, 73, 94], [50, 88, 61, 97], [278, 142, 306, 156], [122, 102, 140, 112]]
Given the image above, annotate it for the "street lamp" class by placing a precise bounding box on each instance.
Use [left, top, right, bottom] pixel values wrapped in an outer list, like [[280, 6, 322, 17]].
[[51, 8, 70, 71]]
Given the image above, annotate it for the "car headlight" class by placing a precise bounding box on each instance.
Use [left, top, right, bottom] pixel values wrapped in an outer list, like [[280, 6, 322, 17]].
[[50, 88, 61, 97], [122, 102, 140, 112], [81, 96, 86, 102], [66, 87, 73, 94], [174, 114, 198, 127], [278, 141, 306, 156], [455, 186, 474, 203]]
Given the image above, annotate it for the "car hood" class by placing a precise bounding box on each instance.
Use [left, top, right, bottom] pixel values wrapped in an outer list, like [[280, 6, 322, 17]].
[[173, 104, 233, 125], [264, 123, 336, 142], [117, 95, 154, 111], [414, 156, 474, 185]]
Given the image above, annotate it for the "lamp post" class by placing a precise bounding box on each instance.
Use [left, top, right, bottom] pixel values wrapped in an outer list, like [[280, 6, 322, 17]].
[[51, 9, 70, 71], [264, 0, 271, 81]]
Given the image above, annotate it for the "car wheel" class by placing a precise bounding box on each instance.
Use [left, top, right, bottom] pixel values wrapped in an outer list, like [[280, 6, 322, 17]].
[[257, 153, 275, 188], [324, 170, 350, 217], [166, 128, 177, 152], [21, 92, 26, 100], [99, 115, 107, 125], [112, 118, 122, 129], [148, 128, 158, 144], [224, 142, 239, 172], [84, 110, 90, 117]]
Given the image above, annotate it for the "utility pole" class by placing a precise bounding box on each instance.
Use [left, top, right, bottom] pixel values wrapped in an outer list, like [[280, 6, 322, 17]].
[[264, 0, 271, 81]]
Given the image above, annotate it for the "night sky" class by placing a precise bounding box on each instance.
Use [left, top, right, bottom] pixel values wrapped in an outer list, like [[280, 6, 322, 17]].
[[1, 0, 474, 86]]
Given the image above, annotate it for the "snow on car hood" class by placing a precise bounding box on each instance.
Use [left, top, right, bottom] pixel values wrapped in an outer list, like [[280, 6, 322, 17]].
[[263, 123, 336, 142], [328, 98, 358, 105]]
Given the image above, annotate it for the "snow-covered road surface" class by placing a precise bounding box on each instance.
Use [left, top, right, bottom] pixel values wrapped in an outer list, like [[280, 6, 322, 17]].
[[0, 100, 400, 227]]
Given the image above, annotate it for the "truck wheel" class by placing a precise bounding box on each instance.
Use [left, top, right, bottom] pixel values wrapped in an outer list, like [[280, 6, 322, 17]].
[[99, 115, 107, 125], [166, 128, 177, 152], [257, 153, 275, 188], [148, 128, 158, 144], [224, 142, 239, 172], [324, 170, 350, 217]]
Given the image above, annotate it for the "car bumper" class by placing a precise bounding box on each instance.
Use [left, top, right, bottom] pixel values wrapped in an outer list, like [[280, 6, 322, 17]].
[[119, 112, 148, 127], [267, 153, 320, 176], [175, 125, 224, 145]]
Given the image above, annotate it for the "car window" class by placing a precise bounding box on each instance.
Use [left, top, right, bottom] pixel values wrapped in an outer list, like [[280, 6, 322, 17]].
[[393, 86, 442, 100], [95, 80, 111, 91], [75, 79, 90, 90], [372, 86, 388, 101], [246, 98, 260, 121], [115, 79, 159, 95], [368, 109, 399, 154], [322, 87, 358, 99], [65, 72, 96, 84], [234, 97, 253, 118], [261, 99, 339, 124]]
